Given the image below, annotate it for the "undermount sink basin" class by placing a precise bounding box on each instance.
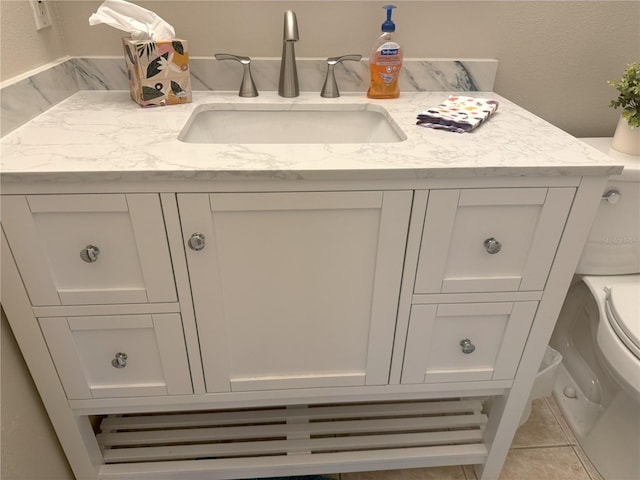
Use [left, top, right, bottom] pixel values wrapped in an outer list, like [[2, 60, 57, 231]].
[[178, 103, 406, 144]]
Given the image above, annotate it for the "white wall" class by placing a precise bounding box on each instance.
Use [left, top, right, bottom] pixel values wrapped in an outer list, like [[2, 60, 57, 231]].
[[0, 0, 67, 80], [1, 310, 74, 480]]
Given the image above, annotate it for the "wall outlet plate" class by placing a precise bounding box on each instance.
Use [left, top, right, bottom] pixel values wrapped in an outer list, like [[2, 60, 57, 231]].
[[28, 0, 52, 31]]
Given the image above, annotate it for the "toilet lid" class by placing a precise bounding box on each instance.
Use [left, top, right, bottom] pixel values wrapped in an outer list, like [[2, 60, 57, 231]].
[[605, 284, 640, 360]]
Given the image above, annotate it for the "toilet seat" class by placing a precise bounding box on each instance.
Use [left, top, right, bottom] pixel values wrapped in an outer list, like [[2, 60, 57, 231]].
[[605, 284, 640, 360], [583, 275, 640, 400]]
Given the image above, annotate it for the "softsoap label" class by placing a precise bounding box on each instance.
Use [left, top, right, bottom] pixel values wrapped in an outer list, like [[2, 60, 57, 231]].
[[373, 42, 401, 85], [379, 43, 400, 56]]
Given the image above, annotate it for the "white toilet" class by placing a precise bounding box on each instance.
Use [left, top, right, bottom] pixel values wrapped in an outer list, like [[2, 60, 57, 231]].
[[550, 138, 640, 480]]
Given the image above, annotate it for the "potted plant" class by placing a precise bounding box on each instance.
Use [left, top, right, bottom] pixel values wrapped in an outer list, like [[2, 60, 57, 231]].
[[609, 62, 640, 155]]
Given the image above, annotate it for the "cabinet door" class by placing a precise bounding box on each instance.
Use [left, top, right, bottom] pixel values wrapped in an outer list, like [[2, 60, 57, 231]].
[[414, 188, 575, 294], [1, 194, 176, 305], [401, 302, 537, 384], [39, 314, 192, 399], [179, 191, 412, 392]]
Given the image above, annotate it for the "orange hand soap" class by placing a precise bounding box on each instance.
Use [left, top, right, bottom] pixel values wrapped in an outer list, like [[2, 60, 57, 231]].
[[367, 5, 403, 99]]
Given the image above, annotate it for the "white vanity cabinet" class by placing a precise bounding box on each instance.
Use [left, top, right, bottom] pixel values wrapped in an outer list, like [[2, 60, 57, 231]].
[[178, 191, 412, 392], [0, 87, 617, 480], [0, 178, 606, 480]]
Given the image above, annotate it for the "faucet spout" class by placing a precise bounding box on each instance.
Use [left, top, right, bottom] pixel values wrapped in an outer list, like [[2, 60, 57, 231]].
[[282, 9, 299, 41], [278, 10, 299, 98]]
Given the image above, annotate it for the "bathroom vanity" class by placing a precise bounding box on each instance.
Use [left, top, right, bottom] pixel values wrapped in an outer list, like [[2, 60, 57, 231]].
[[0, 90, 621, 479]]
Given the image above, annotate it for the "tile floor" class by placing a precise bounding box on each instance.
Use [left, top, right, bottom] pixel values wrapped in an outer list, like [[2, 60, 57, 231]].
[[330, 396, 604, 480]]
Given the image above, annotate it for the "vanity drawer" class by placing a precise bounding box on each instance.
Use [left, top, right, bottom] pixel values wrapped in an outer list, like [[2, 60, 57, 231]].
[[1, 194, 176, 306], [401, 302, 537, 384], [414, 188, 574, 294], [39, 313, 192, 399]]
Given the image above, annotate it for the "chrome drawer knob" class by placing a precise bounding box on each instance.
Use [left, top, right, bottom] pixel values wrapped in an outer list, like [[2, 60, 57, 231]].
[[460, 339, 476, 354], [602, 189, 621, 204], [484, 237, 502, 255], [188, 233, 206, 251], [111, 352, 128, 368], [80, 245, 100, 263]]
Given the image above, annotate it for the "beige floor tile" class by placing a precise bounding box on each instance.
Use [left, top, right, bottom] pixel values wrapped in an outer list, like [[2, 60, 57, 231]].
[[511, 398, 571, 448], [341, 465, 466, 480], [498, 446, 591, 480], [544, 396, 603, 479]]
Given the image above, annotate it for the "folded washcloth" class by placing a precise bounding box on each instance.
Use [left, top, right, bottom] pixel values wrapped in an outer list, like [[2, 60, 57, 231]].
[[417, 95, 499, 133]]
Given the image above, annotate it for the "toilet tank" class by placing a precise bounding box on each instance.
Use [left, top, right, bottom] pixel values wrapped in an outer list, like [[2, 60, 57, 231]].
[[576, 138, 640, 275]]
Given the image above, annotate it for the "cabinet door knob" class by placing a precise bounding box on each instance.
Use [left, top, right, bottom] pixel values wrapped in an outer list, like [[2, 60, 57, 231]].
[[80, 245, 100, 263], [483, 237, 502, 254], [111, 352, 128, 368], [460, 339, 476, 354], [188, 233, 206, 251]]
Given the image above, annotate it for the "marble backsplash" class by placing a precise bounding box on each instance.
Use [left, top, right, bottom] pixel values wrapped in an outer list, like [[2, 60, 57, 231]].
[[1, 57, 497, 137]]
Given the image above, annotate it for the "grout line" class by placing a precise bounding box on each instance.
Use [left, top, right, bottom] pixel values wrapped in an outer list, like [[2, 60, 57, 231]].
[[572, 445, 605, 480], [545, 395, 603, 480], [509, 442, 577, 450], [336, 395, 594, 480], [544, 394, 578, 446]]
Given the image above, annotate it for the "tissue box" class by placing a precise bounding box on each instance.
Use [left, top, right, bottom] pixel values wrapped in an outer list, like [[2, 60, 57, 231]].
[[122, 37, 192, 107]]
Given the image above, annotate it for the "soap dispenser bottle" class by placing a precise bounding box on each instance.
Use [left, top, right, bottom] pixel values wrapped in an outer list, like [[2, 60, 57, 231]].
[[367, 4, 403, 99]]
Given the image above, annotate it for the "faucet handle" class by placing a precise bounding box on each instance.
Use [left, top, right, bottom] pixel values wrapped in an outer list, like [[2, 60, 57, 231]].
[[321, 54, 363, 98], [215, 53, 259, 97]]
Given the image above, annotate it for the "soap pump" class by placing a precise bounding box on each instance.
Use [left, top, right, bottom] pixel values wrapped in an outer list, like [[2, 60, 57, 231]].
[[367, 4, 403, 99]]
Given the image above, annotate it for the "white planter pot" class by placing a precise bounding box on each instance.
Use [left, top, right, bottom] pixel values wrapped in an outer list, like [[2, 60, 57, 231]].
[[611, 115, 640, 156]]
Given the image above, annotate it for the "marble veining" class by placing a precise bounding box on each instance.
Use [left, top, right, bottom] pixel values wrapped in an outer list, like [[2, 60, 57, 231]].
[[73, 58, 129, 91], [0, 60, 78, 137], [413, 61, 479, 91], [0, 89, 621, 189], [1, 57, 497, 137], [75, 57, 498, 94]]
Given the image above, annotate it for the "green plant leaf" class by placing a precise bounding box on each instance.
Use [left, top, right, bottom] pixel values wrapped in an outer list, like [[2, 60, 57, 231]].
[[609, 62, 640, 127], [141, 86, 164, 101]]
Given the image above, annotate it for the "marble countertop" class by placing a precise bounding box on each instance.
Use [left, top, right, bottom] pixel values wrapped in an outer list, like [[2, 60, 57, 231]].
[[0, 90, 622, 187]]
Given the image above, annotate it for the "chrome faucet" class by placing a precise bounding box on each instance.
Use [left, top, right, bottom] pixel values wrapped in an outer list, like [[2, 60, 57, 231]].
[[278, 10, 299, 98]]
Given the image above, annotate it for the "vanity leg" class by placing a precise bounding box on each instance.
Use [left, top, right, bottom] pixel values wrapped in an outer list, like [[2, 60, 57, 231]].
[[478, 175, 609, 480], [1, 230, 103, 479]]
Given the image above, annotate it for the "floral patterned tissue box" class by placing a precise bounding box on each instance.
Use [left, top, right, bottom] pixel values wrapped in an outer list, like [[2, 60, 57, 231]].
[[122, 37, 192, 107]]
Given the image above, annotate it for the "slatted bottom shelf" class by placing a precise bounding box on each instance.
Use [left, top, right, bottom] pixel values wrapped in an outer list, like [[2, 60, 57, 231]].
[[97, 398, 488, 479]]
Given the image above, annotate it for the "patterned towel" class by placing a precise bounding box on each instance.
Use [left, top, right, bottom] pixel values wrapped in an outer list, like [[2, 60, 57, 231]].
[[417, 95, 499, 133]]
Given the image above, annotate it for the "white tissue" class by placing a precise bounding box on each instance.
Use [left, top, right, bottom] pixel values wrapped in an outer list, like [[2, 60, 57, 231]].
[[89, 0, 175, 41]]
